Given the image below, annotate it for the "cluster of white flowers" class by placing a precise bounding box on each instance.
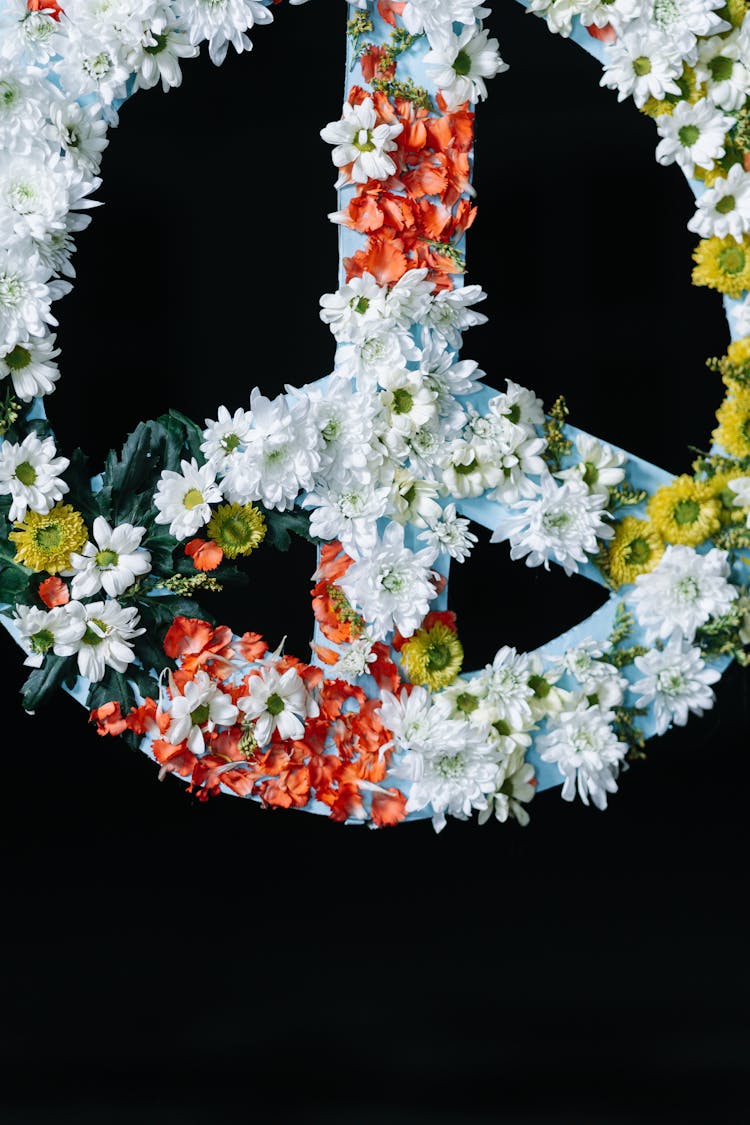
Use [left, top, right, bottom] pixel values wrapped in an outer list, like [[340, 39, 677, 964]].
[[14, 595, 145, 683]]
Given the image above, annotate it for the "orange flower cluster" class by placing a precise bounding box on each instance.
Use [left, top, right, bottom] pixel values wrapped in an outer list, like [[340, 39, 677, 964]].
[[338, 85, 477, 292]]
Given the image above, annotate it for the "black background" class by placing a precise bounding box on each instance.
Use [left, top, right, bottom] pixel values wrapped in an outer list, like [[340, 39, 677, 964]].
[[2, 3, 748, 1121]]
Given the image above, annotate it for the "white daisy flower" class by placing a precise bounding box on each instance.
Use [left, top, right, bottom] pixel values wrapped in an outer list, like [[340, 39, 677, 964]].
[[556, 638, 628, 708], [728, 475, 750, 518], [475, 646, 536, 730], [527, 0, 579, 38], [153, 457, 222, 540], [200, 404, 253, 473], [237, 664, 319, 747], [423, 283, 488, 349], [173, 0, 273, 66], [319, 273, 390, 342], [442, 435, 500, 498], [0, 1, 61, 65], [688, 164, 750, 241], [644, 0, 729, 62], [632, 634, 720, 735], [600, 24, 683, 108], [655, 99, 732, 178], [338, 520, 438, 642], [57, 599, 145, 683], [330, 636, 378, 683], [491, 473, 613, 576], [165, 669, 238, 757], [380, 368, 438, 440], [43, 99, 109, 175], [424, 25, 507, 110], [0, 248, 71, 347], [131, 16, 199, 92], [556, 433, 626, 496], [303, 481, 389, 559], [419, 336, 483, 426], [478, 748, 536, 827], [694, 29, 750, 112], [0, 432, 69, 522], [487, 380, 545, 431], [630, 544, 737, 642], [537, 702, 628, 810], [13, 603, 86, 669], [384, 268, 434, 330], [575, 0, 642, 32], [70, 516, 152, 599], [320, 96, 403, 186], [388, 469, 441, 529], [418, 502, 477, 562], [0, 334, 60, 401], [401, 0, 490, 49]]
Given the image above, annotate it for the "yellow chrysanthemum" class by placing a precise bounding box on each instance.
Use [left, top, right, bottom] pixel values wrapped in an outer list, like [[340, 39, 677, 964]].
[[640, 67, 704, 117], [727, 336, 750, 366], [206, 502, 266, 559], [723, 0, 748, 28], [714, 388, 750, 457], [706, 469, 750, 524], [691, 235, 750, 298], [607, 517, 665, 588], [647, 474, 722, 546], [10, 503, 88, 574], [401, 621, 463, 690]]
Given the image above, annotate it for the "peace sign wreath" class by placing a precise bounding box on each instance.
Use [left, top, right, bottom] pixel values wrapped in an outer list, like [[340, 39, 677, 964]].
[[0, 0, 749, 831]]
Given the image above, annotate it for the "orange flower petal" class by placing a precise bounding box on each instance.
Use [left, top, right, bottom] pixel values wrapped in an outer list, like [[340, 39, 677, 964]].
[[38, 575, 70, 608], [185, 538, 223, 571]]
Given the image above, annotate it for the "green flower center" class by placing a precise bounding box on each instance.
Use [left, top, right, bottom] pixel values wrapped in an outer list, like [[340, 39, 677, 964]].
[[0, 81, 18, 108], [633, 56, 652, 77], [353, 296, 370, 314], [493, 719, 511, 738], [454, 457, 478, 475], [434, 753, 464, 779], [455, 691, 478, 714], [220, 516, 253, 548], [221, 432, 241, 454], [266, 692, 285, 717], [34, 522, 61, 552], [426, 642, 452, 671], [4, 344, 31, 370], [14, 460, 37, 486], [190, 703, 210, 726], [0, 273, 23, 307], [30, 628, 55, 654], [718, 244, 746, 275], [354, 127, 376, 153], [709, 55, 734, 83], [144, 31, 169, 54], [716, 194, 736, 215], [678, 124, 701, 148], [82, 618, 107, 646], [528, 674, 551, 699], [625, 536, 652, 565], [183, 487, 204, 510], [505, 404, 521, 424], [543, 511, 571, 532], [95, 548, 119, 569], [675, 576, 699, 602], [381, 568, 405, 594], [581, 461, 599, 487], [673, 498, 700, 526], [392, 387, 414, 414], [453, 49, 472, 77]]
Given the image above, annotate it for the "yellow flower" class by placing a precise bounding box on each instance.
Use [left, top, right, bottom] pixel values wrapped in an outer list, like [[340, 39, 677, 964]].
[[10, 503, 88, 574], [607, 517, 664, 588], [693, 164, 732, 186], [692, 235, 750, 298], [723, 0, 748, 28], [206, 502, 266, 559], [647, 474, 721, 546], [713, 388, 750, 457], [727, 336, 750, 366], [401, 620, 463, 690]]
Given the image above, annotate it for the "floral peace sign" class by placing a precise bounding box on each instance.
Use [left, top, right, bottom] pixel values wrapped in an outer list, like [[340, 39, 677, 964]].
[[0, 0, 748, 832]]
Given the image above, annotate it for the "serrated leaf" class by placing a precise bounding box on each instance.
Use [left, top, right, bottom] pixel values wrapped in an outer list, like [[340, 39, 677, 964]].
[[0, 561, 32, 607], [263, 508, 314, 552], [166, 409, 205, 462], [21, 654, 76, 712], [142, 529, 177, 572]]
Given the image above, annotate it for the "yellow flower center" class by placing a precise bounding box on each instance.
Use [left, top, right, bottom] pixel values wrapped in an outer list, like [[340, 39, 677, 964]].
[[15, 460, 37, 486], [183, 488, 204, 510]]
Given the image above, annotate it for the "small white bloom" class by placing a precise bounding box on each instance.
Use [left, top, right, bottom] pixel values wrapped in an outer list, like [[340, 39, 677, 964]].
[[632, 634, 720, 735], [153, 457, 222, 540], [537, 702, 628, 810], [0, 334, 60, 401], [201, 404, 253, 473], [491, 473, 613, 576], [442, 435, 500, 498], [401, 0, 489, 49], [388, 469, 441, 529], [630, 544, 737, 643], [70, 517, 152, 599], [319, 273, 389, 342], [487, 379, 545, 431], [694, 29, 750, 112], [306, 380, 383, 488], [0, 64, 49, 153], [574, 0, 642, 32], [237, 664, 319, 747], [556, 638, 628, 708], [423, 283, 488, 349], [44, 99, 109, 175], [600, 24, 683, 108], [13, 603, 86, 669], [53, 31, 131, 105], [173, 0, 273, 66], [385, 267, 434, 329], [475, 646, 536, 730], [730, 296, 750, 340], [0, 2, 60, 65], [478, 748, 536, 827], [165, 669, 238, 757], [0, 432, 68, 522], [424, 25, 507, 110], [0, 248, 70, 347], [132, 17, 198, 92], [418, 502, 477, 562], [728, 475, 750, 519], [56, 599, 145, 683], [338, 520, 438, 641], [331, 636, 378, 683], [334, 325, 419, 388], [380, 368, 438, 439], [320, 96, 402, 185], [527, 0, 578, 37], [655, 99, 732, 178], [688, 164, 750, 241], [303, 481, 389, 559], [556, 433, 626, 496]]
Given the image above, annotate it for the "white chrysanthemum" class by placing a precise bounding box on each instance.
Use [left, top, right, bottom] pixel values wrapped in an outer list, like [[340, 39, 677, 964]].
[[319, 273, 390, 342], [630, 544, 737, 642], [303, 481, 389, 559], [483, 426, 547, 505], [473, 646, 536, 731], [643, 0, 729, 62], [303, 380, 382, 488], [655, 99, 732, 178], [64, 0, 158, 49], [688, 164, 750, 241], [0, 432, 69, 522], [487, 380, 545, 431], [0, 64, 49, 154], [44, 99, 109, 175], [334, 325, 420, 387], [173, 0, 273, 65], [730, 296, 750, 339], [383, 685, 497, 832], [600, 24, 683, 108], [0, 152, 99, 249], [728, 475, 750, 520], [574, 0, 642, 32], [338, 519, 438, 641], [165, 669, 238, 757], [0, 334, 60, 401], [442, 435, 501, 498], [131, 16, 199, 92], [53, 29, 132, 105], [0, 2, 60, 65], [694, 29, 750, 112], [320, 96, 403, 185], [632, 634, 720, 735], [527, 0, 578, 37], [424, 25, 507, 110], [153, 457, 222, 540], [57, 599, 145, 683], [200, 404, 253, 474], [237, 664, 319, 747], [478, 747, 536, 827], [556, 638, 627, 708], [537, 702, 629, 810], [423, 283, 488, 349], [556, 433, 627, 496], [418, 502, 477, 562], [13, 603, 86, 669], [0, 248, 70, 347], [221, 389, 321, 511], [401, 0, 489, 48], [384, 268, 434, 330], [380, 368, 438, 443], [491, 473, 613, 576], [419, 337, 482, 424], [70, 516, 152, 599], [388, 469, 441, 528], [330, 636, 377, 683]]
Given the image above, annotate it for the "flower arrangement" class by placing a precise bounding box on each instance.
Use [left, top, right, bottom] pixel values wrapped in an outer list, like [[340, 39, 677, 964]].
[[0, 0, 748, 832]]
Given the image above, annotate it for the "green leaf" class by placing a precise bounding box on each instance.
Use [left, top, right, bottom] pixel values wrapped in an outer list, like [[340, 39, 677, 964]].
[[65, 448, 103, 524], [166, 409, 205, 462], [86, 668, 137, 716], [0, 561, 32, 606], [21, 654, 77, 712], [263, 508, 315, 552], [142, 529, 177, 572]]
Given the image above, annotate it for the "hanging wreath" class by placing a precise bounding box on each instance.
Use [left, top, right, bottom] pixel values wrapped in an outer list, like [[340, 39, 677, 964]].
[[0, 0, 748, 831]]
